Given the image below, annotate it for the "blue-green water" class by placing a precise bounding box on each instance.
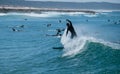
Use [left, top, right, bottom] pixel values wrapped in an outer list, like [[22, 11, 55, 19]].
[[0, 11, 120, 74]]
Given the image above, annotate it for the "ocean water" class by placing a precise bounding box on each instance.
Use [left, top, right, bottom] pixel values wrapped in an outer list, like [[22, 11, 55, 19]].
[[0, 11, 120, 74]]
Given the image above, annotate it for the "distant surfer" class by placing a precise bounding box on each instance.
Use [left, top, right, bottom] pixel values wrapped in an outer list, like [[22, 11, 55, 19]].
[[12, 28, 21, 32], [66, 19, 77, 39], [56, 29, 63, 36], [46, 29, 62, 37], [59, 20, 62, 23], [47, 24, 51, 27], [114, 22, 117, 24], [86, 19, 88, 22], [15, 25, 24, 28], [24, 18, 27, 21], [108, 19, 110, 22], [12, 28, 16, 31], [20, 25, 24, 28]]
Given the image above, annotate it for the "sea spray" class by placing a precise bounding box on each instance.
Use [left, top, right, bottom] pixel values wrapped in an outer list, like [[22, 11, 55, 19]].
[[61, 29, 87, 57], [61, 28, 120, 57], [88, 37, 120, 50], [0, 13, 7, 16], [0, 12, 88, 17]]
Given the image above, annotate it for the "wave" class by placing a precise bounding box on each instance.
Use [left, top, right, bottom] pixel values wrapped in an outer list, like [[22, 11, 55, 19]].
[[0, 12, 53, 17], [0, 13, 7, 16], [0, 12, 87, 17], [83, 13, 98, 17], [61, 29, 120, 57], [0, 11, 113, 18], [0, 10, 120, 17], [94, 9, 120, 13], [1, 12, 55, 17], [95, 10, 113, 13]]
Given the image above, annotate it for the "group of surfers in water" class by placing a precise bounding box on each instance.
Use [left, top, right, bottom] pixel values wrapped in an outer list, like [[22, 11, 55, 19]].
[[46, 19, 77, 39], [11, 19, 77, 39]]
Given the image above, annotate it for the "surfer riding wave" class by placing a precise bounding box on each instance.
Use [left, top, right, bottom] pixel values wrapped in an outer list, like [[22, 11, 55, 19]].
[[66, 19, 77, 39]]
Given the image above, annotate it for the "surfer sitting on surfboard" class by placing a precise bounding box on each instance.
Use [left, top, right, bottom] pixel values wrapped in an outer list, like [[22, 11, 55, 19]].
[[66, 19, 77, 39]]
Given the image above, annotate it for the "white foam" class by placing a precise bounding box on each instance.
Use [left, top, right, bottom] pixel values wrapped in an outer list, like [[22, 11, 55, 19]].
[[61, 29, 87, 57], [0, 12, 87, 17], [7, 12, 56, 17], [93, 9, 119, 13], [61, 29, 120, 57], [0, 12, 56, 17], [84, 13, 98, 17], [0, 10, 120, 17], [64, 12, 86, 16], [0, 13, 7, 16], [88, 37, 120, 50], [94, 9, 120, 13], [24, 12, 52, 17]]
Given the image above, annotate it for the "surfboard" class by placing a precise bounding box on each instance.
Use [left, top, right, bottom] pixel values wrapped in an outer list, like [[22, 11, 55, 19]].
[[52, 47, 64, 49], [46, 34, 62, 38]]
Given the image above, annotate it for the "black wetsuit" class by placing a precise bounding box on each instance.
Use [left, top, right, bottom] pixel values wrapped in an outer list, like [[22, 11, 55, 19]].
[[56, 29, 61, 35], [66, 19, 77, 39]]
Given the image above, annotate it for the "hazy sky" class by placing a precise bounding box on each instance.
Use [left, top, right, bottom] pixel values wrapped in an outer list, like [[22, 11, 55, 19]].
[[26, 0, 120, 3]]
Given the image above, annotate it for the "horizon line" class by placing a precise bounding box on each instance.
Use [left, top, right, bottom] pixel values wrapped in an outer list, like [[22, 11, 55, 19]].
[[25, 0, 120, 4]]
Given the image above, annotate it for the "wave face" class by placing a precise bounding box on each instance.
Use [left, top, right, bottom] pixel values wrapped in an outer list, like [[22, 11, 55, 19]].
[[61, 28, 120, 57], [0, 11, 120, 74]]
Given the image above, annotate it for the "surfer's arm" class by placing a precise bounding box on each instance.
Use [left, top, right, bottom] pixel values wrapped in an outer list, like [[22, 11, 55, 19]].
[[66, 28, 68, 36]]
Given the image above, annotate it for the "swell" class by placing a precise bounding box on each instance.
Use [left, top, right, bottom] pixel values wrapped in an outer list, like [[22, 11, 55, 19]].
[[61, 29, 120, 57]]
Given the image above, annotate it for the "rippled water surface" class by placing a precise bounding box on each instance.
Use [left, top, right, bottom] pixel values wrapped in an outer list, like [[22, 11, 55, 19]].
[[0, 11, 120, 74]]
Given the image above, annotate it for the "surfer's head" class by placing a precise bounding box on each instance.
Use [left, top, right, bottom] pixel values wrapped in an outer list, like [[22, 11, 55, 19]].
[[66, 23, 70, 27]]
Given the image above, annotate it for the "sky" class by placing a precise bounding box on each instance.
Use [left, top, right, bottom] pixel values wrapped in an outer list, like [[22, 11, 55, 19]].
[[25, 0, 120, 3]]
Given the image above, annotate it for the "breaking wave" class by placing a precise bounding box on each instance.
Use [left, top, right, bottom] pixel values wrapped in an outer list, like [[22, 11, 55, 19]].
[[61, 28, 120, 57], [0, 12, 92, 17]]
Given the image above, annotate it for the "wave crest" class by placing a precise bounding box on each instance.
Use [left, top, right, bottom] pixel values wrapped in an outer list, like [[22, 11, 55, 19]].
[[61, 29, 120, 57]]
